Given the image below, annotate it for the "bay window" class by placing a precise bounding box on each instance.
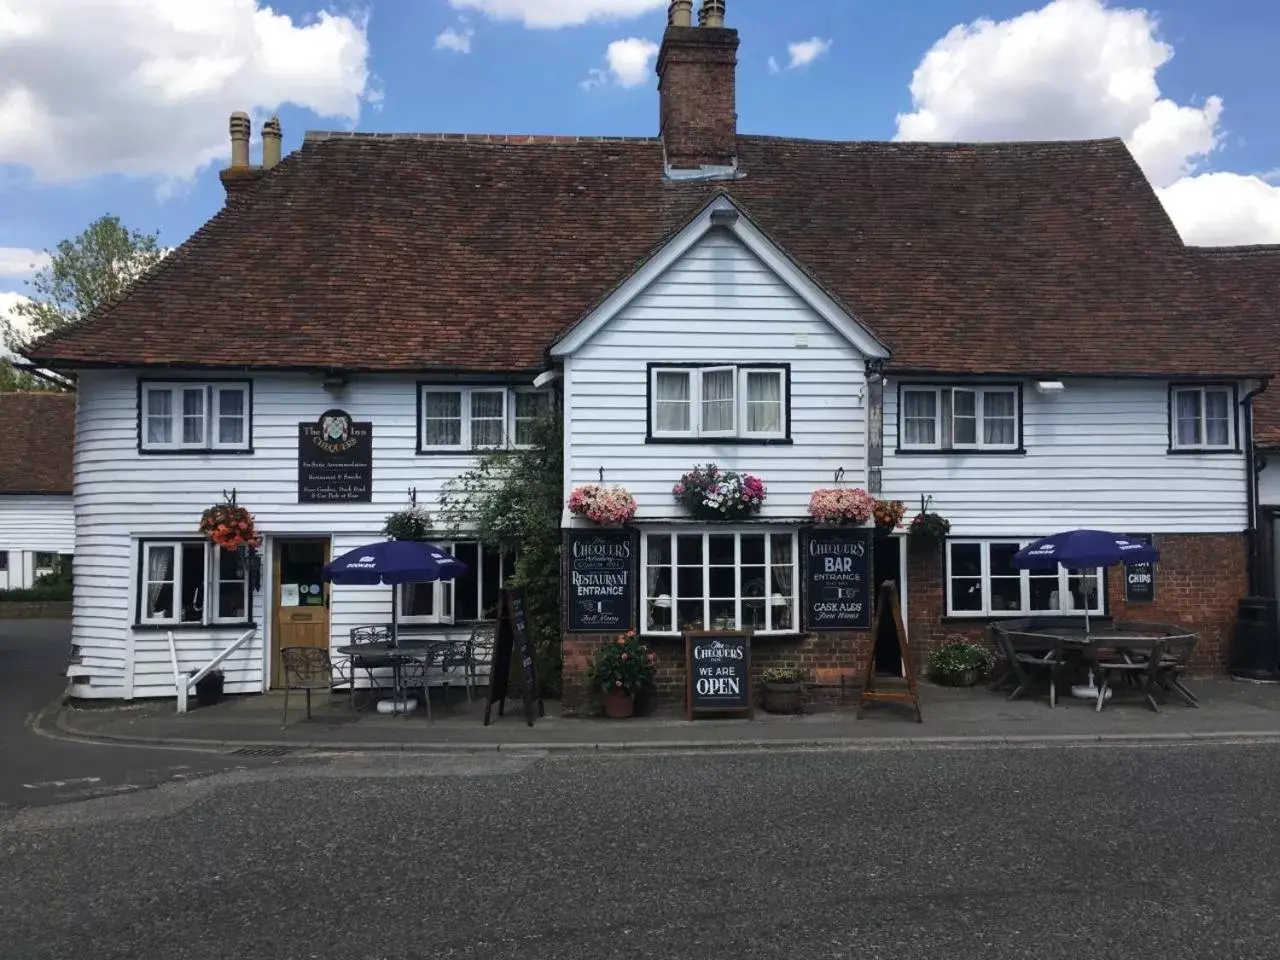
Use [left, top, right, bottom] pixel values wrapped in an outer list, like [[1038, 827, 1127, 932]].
[[899, 384, 1020, 451], [946, 540, 1103, 617], [140, 381, 251, 453], [138, 540, 252, 626], [398, 541, 515, 624], [642, 530, 798, 635], [649, 365, 788, 441], [1171, 385, 1235, 451]]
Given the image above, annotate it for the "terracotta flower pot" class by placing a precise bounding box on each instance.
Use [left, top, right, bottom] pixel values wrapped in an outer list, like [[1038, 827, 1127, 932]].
[[603, 689, 636, 719], [762, 680, 804, 714]]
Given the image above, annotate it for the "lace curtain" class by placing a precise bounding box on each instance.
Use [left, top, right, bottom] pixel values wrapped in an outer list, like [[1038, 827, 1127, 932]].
[[655, 372, 691, 432]]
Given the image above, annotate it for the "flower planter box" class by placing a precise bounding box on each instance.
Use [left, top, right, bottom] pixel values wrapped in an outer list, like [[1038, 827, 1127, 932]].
[[762, 680, 804, 714], [932, 668, 981, 688]]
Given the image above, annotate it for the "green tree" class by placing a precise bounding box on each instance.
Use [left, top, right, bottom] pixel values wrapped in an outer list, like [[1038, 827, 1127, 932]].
[[439, 412, 565, 696], [2, 214, 164, 390]]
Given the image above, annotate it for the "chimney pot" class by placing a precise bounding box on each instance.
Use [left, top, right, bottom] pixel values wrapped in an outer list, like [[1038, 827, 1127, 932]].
[[262, 115, 282, 170], [668, 0, 693, 26], [698, 0, 725, 28], [656, 9, 738, 172], [229, 111, 251, 168]]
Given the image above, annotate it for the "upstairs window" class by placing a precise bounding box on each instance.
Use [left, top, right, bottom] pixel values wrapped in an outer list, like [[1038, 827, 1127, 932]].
[[1171, 385, 1235, 451], [419, 387, 553, 451], [899, 385, 1019, 451], [140, 382, 251, 453], [649, 365, 788, 441]]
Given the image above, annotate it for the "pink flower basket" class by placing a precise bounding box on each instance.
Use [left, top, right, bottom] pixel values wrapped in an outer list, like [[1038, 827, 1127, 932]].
[[808, 488, 875, 525], [567, 484, 637, 526]]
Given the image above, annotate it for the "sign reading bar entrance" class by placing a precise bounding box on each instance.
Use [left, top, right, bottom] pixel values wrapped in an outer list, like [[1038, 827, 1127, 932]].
[[802, 527, 873, 632], [484, 587, 544, 727], [684, 631, 753, 720]]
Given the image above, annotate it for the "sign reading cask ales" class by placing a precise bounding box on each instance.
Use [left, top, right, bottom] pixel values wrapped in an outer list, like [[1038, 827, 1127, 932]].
[[802, 528, 873, 631], [565, 529, 637, 633]]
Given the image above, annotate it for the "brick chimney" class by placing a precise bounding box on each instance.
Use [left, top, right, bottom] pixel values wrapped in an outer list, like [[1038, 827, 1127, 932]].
[[218, 110, 268, 201], [656, 0, 739, 174]]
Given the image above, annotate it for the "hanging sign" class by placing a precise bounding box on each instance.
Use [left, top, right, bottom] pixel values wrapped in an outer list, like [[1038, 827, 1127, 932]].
[[564, 529, 637, 633], [1124, 534, 1156, 603], [298, 408, 372, 503], [802, 528, 874, 631], [684, 631, 753, 720]]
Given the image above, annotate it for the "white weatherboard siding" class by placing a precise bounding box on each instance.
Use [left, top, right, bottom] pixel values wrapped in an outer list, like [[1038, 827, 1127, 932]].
[[0, 496, 74, 589], [72, 370, 489, 699], [565, 230, 868, 520], [883, 378, 1249, 536], [1257, 455, 1280, 506]]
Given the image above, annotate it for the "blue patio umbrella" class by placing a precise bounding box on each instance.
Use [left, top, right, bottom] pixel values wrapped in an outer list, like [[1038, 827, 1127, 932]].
[[1013, 529, 1159, 632]]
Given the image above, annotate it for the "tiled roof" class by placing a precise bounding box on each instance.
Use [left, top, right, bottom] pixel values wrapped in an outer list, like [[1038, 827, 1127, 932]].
[[0, 391, 74, 495], [25, 134, 1264, 377], [1195, 245, 1280, 446]]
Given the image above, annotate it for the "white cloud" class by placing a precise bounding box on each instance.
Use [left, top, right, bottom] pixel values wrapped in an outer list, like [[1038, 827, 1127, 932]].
[[0, 247, 50, 279], [784, 37, 832, 70], [767, 56, 781, 75], [892, 0, 1280, 246], [449, 0, 664, 29], [582, 37, 659, 90], [436, 26, 474, 53], [0, 0, 375, 184], [0, 291, 32, 357]]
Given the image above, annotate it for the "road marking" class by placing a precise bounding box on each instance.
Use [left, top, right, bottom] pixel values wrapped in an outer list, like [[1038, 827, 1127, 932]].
[[22, 777, 103, 790]]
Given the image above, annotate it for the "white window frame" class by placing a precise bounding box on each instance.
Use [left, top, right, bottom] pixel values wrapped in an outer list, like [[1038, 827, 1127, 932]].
[[1171, 385, 1235, 451], [899, 385, 1020, 452], [138, 540, 252, 627], [945, 539, 1104, 617], [420, 386, 530, 451], [140, 381, 251, 453], [397, 540, 512, 625], [511, 388, 554, 449], [649, 365, 787, 440], [640, 528, 799, 636]]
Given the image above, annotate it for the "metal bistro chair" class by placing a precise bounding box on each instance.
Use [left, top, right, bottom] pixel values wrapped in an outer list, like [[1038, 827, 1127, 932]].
[[438, 622, 497, 705], [347, 625, 394, 709], [281, 647, 339, 728]]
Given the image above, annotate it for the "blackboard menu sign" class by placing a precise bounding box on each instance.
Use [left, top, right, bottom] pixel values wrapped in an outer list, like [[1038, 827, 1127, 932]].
[[565, 529, 637, 633], [802, 528, 873, 631], [1124, 534, 1156, 604], [484, 588, 544, 727], [684, 631, 753, 720], [298, 408, 372, 503]]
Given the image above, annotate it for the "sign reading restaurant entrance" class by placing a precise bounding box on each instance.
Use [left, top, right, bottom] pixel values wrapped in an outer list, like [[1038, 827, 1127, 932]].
[[297, 408, 372, 503], [684, 631, 753, 720], [564, 528, 637, 633], [802, 527, 873, 631], [484, 588, 544, 727]]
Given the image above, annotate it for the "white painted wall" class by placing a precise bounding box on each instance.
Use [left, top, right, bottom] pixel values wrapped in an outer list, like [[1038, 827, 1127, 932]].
[[0, 495, 73, 589], [564, 229, 868, 521], [71, 370, 497, 699], [1257, 454, 1280, 506], [882, 378, 1249, 535]]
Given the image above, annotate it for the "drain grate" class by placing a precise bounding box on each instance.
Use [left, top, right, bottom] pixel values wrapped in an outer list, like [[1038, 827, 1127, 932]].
[[228, 746, 294, 758]]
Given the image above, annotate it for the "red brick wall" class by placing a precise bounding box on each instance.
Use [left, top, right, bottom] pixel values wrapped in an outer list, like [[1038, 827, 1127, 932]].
[[657, 26, 739, 169]]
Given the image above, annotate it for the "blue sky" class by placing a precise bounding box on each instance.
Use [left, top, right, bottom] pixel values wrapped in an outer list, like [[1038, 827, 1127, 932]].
[[2, 0, 1277, 329]]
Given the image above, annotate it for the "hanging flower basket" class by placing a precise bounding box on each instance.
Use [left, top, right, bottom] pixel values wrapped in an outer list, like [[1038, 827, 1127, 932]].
[[808, 487, 875, 526], [673, 464, 766, 522], [873, 499, 907, 534], [907, 495, 951, 550], [383, 504, 433, 541], [567, 484, 637, 526], [199, 502, 260, 552]]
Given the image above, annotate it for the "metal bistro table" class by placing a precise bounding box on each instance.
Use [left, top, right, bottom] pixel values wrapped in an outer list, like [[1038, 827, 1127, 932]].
[[337, 635, 455, 719]]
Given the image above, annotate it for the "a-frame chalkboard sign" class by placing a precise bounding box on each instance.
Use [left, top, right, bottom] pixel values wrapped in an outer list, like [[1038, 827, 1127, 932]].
[[856, 580, 922, 723], [483, 587, 545, 727]]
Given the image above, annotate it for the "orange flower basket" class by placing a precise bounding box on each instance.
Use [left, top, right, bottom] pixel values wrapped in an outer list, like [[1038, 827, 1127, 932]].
[[199, 503, 261, 552]]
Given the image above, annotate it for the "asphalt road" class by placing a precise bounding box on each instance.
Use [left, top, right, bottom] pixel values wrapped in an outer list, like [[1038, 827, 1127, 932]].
[[0, 619, 265, 810], [2, 737, 1280, 959]]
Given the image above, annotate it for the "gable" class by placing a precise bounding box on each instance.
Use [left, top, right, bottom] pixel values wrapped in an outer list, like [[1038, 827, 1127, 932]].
[[551, 195, 890, 361]]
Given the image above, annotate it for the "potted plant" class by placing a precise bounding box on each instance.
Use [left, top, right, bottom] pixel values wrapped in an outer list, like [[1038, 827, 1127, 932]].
[[590, 631, 657, 718], [927, 641, 993, 687], [567, 484, 637, 525], [199, 501, 260, 552], [760, 666, 806, 714], [383, 503, 433, 541], [873, 499, 907, 535], [807, 487, 875, 526], [673, 464, 766, 522], [191, 668, 226, 707], [907, 494, 951, 550]]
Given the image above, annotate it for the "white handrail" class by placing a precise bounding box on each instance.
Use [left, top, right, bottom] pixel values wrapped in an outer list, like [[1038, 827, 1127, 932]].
[[173, 627, 258, 714]]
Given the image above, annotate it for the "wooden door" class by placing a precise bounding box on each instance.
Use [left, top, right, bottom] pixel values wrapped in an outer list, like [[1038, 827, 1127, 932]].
[[271, 538, 331, 688]]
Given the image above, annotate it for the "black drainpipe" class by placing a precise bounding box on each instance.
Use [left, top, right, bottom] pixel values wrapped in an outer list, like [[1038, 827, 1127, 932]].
[[1244, 378, 1270, 596]]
